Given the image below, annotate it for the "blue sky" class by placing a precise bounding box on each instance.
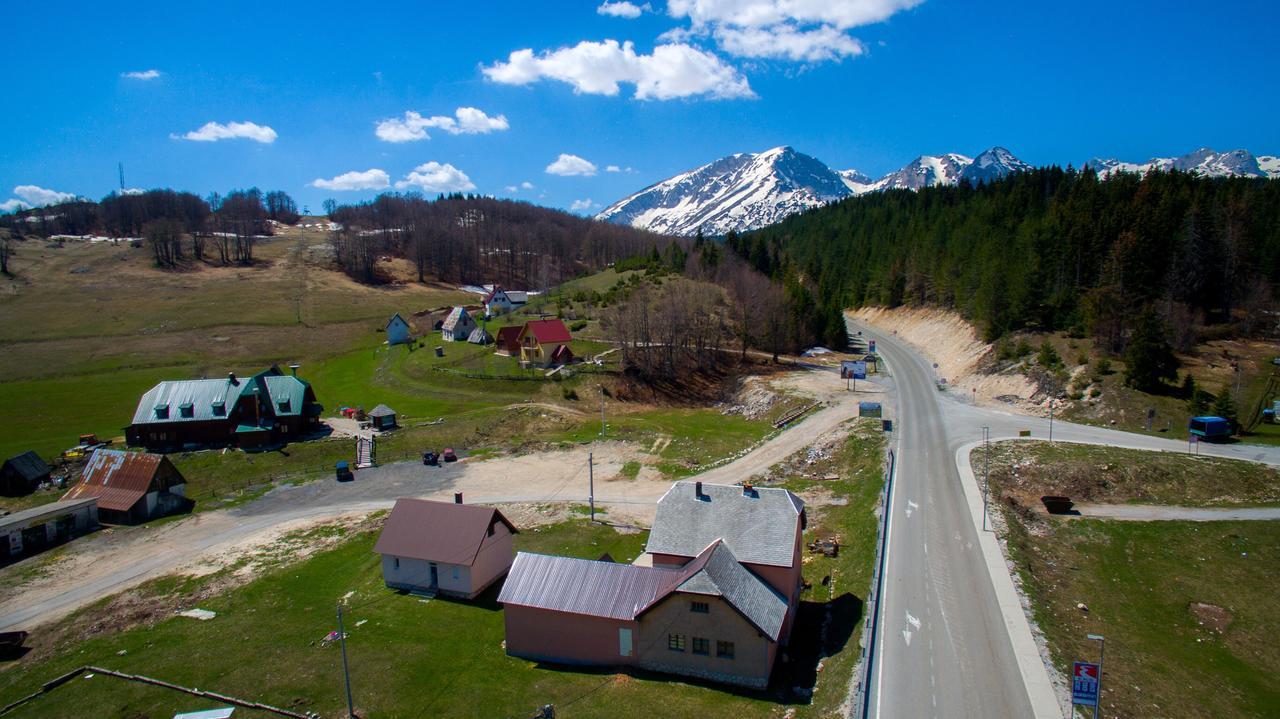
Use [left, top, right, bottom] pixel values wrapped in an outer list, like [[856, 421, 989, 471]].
[[2, 0, 1278, 215]]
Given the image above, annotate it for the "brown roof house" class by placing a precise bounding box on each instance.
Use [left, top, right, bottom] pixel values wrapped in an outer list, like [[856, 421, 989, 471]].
[[494, 325, 523, 356], [63, 449, 190, 524], [374, 496, 518, 598], [499, 480, 804, 689]]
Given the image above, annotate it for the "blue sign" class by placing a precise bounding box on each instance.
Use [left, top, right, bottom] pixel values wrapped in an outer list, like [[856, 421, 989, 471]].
[[1072, 661, 1100, 706]]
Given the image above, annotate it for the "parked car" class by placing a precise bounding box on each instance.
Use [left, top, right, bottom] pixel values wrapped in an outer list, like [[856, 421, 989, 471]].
[[422, 451, 439, 466], [335, 461, 354, 482], [442, 448, 458, 463]]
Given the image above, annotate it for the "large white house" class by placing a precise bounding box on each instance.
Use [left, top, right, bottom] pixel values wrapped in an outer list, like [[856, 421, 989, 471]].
[[484, 286, 528, 316]]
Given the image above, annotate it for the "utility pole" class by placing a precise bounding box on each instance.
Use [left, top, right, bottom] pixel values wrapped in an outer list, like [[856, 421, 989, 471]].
[[982, 426, 991, 532], [1087, 633, 1106, 719], [599, 386, 606, 436], [337, 602, 355, 719], [588, 452, 595, 522], [1049, 399, 1055, 443]]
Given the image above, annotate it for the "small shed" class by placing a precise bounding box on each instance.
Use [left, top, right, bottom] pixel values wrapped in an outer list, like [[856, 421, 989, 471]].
[[385, 313, 413, 346], [1189, 416, 1232, 439], [1, 451, 52, 496], [62, 449, 189, 524], [374, 497, 518, 598], [468, 327, 492, 345], [442, 307, 477, 342], [1, 497, 98, 557], [369, 404, 398, 431]]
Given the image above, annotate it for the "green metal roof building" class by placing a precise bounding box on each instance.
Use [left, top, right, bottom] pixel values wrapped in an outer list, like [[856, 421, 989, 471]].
[[126, 365, 322, 452]]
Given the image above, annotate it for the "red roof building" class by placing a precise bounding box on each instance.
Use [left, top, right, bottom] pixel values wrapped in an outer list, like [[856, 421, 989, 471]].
[[63, 449, 189, 524], [517, 319, 574, 368], [494, 325, 523, 356], [374, 497, 518, 599]]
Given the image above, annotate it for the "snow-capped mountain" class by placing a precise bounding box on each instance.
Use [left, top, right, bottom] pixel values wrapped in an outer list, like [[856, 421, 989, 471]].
[[595, 146, 850, 237], [960, 147, 1034, 185], [599, 143, 1276, 237], [1086, 147, 1280, 180], [871, 153, 973, 191]]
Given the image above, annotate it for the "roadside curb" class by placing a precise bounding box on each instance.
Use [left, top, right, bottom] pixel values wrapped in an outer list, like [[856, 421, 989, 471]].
[[954, 440, 1064, 719]]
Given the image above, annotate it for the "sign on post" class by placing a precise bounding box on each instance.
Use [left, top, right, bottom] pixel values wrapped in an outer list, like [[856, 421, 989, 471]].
[[841, 360, 867, 380], [869, 340, 876, 353], [1072, 661, 1100, 707]]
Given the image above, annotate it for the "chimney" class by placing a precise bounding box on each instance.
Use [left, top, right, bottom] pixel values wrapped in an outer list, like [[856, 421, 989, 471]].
[[288, 363, 300, 377], [454, 492, 463, 504], [228, 372, 238, 385], [694, 481, 703, 499], [742, 482, 755, 497]]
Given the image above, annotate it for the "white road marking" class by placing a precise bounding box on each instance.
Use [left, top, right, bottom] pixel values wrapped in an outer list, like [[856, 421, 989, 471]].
[[906, 499, 919, 517], [903, 628, 913, 645], [906, 610, 921, 630]]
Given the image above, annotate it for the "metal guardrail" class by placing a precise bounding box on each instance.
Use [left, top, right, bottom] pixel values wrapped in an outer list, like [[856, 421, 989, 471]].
[[854, 448, 896, 719]]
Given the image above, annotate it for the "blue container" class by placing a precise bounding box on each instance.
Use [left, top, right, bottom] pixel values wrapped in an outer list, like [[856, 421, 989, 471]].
[[1188, 416, 1232, 439]]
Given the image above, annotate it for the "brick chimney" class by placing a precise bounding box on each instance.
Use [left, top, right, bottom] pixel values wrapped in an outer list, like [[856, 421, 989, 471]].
[[694, 481, 703, 499]]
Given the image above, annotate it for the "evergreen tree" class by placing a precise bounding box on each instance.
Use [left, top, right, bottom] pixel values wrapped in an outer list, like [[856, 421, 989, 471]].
[[1123, 309, 1180, 392], [1187, 387, 1210, 416], [1210, 384, 1238, 431]]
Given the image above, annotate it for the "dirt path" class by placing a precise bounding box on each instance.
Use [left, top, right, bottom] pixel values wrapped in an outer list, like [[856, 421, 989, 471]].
[[1068, 504, 1280, 521], [0, 367, 864, 632]]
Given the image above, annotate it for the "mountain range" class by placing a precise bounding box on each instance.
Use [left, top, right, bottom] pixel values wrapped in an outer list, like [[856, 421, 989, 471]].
[[598, 145, 1279, 236]]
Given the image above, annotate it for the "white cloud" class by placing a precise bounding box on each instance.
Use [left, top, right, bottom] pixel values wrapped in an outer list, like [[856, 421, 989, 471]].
[[14, 185, 77, 206], [714, 24, 864, 61], [483, 39, 754, 101], [521, 181, 534, 189], [570, 198, 597, 212], [0, 199, 30, 213], [665, 0, 919, 63], [395, 162, 476, 193], [667, 0, 923, 30], [122, 69, 161, 80], [546, 154, 598, 177], [606, 165, 622, 173], [597, 1, 650, 18], [375, 107, 509, 142], [121, 188, 146, 195], [172, 121, 277, 143], [312, 169, 391, 191]]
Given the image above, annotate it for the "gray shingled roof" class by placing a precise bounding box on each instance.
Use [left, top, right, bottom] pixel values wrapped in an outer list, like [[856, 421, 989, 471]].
[[369, 404, 396, 418], [645, 481, 804, 568], [668, 541, 788, 641]]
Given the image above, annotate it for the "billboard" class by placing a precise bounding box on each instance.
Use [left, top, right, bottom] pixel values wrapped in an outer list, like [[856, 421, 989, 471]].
[[1072, 661, 1100, 707], [840, 360, 867, 379]]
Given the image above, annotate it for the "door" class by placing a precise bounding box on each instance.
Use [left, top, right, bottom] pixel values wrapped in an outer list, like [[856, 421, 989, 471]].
[[429, 564, 439, 589], [618, 627, 633, 657]]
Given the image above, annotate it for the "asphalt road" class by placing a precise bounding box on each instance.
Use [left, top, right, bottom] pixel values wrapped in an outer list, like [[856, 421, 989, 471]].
[[854, 321, 1034, 719], [854, 318, 1280, 719]]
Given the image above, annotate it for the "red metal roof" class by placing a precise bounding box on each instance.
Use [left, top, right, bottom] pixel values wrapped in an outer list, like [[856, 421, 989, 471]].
[[520, 319, 572, 345], [498, 552, 684, 620], [63, 449, 167, 512], [373, 498, 517, 566]]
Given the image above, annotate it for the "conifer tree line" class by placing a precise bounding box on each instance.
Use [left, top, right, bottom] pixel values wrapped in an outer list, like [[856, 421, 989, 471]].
[[734, 168, 1280, 355]]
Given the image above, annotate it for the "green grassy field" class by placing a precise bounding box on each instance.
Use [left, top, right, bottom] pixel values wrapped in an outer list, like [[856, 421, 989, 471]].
[[1006, 519, 1280, 719], [0, 426, 887, 719], [982, 442, 1280, 719]]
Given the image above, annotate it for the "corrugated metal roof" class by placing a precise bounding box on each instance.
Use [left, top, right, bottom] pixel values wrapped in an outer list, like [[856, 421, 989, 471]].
[[373, 498, 516, 566], [63, 449, 172, 512], [668, 541, 789, 641], [0, 497, 97, 533], [646, 481, 804, 568], [130, 368, 310, 424], [2, 451, 51, 482], [499, 552, 684, 620], [261, 375, 309, 417]]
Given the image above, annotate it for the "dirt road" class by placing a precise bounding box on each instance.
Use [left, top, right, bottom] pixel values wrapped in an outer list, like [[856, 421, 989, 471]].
[[0, 366, 871, 632]]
